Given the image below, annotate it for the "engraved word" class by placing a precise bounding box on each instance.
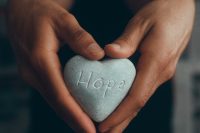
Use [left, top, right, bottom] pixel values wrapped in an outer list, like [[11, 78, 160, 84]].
[[77, 71, 126, 97]]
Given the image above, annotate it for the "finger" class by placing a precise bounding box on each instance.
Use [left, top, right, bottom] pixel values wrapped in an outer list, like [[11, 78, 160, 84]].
[[104, 14, 153, 58], [99, 55, 161, 132], [54, 0, 74, 9], [31, 22, 96, 133], [55, 11, 104, 60], [18, 64, 42, 90], [34, 52, 96, 133], [13, 50, 42, 90], [104, 114, 135, 133], [99, 27, 173, 132]]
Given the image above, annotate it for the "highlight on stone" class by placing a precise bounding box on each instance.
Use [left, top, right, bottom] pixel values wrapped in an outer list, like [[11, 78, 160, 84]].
[[64, 55, 136, 122]]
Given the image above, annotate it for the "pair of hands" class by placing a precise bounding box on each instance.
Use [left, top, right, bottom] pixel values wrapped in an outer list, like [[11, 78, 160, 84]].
[[7, 0, 195, 132]]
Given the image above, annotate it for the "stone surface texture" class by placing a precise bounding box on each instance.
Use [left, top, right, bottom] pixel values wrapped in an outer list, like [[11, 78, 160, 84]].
[[64, 55, 136, 122]]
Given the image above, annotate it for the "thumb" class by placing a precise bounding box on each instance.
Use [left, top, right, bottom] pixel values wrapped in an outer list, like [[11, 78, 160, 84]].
[[55, 11, 104, 60], [105, 15, 152, 58]]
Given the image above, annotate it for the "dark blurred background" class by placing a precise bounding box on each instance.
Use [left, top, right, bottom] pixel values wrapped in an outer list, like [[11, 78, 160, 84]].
[[0, 1, 31, 133], [0, 0, 199, 133]]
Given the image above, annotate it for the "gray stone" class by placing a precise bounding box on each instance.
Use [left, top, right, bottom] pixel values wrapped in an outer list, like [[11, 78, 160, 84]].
[[64, 55, 136, 122]]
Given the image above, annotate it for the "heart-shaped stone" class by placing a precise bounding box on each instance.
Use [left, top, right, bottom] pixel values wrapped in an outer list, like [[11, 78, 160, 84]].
[[64, 55, 136, 122]]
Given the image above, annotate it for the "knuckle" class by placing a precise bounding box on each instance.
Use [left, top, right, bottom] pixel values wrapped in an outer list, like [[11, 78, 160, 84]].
[[135, 98, 147, 110], [72, 28, 86, 40], [150, 53, 176, 80], [127, 93, 147, 111], [164, 64, 176, 80], [56, 12, 94, 46], [143, 52, 170, 72], [71, 28, 91, 44], [148, 50, 176, 70], [30, 51, 46, 69], [116, 37, 132, 47], [56, 12, 77, 30], [155, 22, 174, 38], [132, 15, 144, 26], [60, 12, 75, 22], [131, 14, 151, 31], [154, 56, 169, 70]]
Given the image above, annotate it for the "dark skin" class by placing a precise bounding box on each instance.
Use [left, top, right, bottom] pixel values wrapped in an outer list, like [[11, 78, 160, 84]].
[[7, 0, 195, 133]]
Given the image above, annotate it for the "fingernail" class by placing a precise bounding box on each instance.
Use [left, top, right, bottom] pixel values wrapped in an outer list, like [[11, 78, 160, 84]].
[[86, 43, 102, 52], [86, 43, 104, 59], [107, 44, 121, 50]]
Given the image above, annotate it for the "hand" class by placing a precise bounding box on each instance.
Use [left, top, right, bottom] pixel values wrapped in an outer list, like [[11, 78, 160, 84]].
[[7, 0, 104, 132], [99, 0, 195, 132]]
